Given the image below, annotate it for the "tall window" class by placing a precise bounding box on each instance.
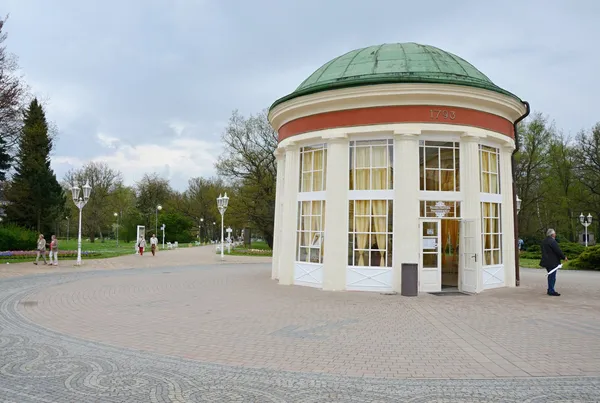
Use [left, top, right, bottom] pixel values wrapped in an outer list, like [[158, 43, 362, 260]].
[[481, 202, 502, 266], [299, 145, 327, 192], [419, 141, 460, 191], [480, 145, 500, 194], [297, 201, 325, 263], [348, 200, 393, 267], [349, 140, 393, 190]]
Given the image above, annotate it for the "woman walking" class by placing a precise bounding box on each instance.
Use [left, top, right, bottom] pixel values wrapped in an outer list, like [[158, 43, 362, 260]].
[[48, 235, 59, 266], [136, 236, 146, 256], [34, 234, 47, 265]]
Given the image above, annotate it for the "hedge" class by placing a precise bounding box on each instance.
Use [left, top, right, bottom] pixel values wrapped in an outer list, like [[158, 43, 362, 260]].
[[0, 224, 38, 251], [569, 245, 600, 270], [0, 250, 102, 260], [520, 241, 585, 260]]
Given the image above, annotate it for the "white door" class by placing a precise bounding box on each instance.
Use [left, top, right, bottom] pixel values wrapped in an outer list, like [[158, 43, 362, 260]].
[[460, 219, 478, 293], [420, 220, 441, 292]]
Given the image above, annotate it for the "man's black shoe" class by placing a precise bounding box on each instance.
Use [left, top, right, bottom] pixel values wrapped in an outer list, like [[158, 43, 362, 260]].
[[548, 291, 561, 296]]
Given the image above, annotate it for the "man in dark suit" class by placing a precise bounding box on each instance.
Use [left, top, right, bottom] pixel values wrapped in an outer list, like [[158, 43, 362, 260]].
[[540, 229, 567, 296]]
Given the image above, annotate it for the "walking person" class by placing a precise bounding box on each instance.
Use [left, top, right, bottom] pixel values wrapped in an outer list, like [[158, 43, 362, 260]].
[[150, 233, 158, 256], [34, 234, 48, 265], [136, 236, 146, 256], [48, 234, 59, 266], [540, 229, 567, 296]]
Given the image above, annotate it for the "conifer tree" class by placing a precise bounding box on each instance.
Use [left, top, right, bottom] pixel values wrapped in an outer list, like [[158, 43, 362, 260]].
[[5, 99, 65, 232]]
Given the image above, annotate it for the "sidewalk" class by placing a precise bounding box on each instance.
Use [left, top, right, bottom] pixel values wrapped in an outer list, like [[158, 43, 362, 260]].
[[0, 245, 272, 279]]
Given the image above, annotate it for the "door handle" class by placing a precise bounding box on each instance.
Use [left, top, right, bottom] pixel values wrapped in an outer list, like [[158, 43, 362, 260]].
[[472, 253, 477, 262]]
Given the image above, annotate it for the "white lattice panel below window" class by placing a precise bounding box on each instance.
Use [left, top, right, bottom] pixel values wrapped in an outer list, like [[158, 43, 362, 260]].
[[483, 265, 504, 289], [346, 267, 393, 292], [294, 262, 323, 288]]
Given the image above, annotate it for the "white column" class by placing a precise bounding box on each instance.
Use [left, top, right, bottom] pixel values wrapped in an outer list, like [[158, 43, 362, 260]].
[[460, 133, 484, 293], [278, 143, 300, 286], [271, 147, 286, 280], [501, 143, 516, 287], [322, 136, 349, 291], [392, 132, 420, 293]]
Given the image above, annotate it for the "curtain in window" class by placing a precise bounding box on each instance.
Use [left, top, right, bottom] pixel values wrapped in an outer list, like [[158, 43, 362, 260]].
[[481, 151, 490, 193], [372, 200, 387, 266], [312, 149, 323, 191], [301, 152, 313, 192], [371, 146, 387, 190], [355, 200, 370, 266], [302, 201, 311, 262], [355, 147, 370, 190]]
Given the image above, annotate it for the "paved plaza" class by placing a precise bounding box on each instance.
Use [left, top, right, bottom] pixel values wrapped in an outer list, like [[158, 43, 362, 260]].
[[0, 246, 599, 401]]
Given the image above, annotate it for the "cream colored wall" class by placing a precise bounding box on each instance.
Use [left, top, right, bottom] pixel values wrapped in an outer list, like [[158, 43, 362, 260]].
[[278, 144, 299, 285], [271, 148, 286, 280], [321, 136, 349, 291]]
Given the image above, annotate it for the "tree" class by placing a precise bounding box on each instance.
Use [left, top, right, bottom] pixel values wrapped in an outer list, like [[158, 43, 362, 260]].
[[64, 162, 123, 242], [135, 173, 173, 234], [216, 109, 278, 248], [576, 122, 600, 220], [5, 99, 65, 233], [0, 17, 27, 150]]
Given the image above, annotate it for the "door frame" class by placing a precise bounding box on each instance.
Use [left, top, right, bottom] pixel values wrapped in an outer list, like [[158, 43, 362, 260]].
[[419, 218, 442, 292]]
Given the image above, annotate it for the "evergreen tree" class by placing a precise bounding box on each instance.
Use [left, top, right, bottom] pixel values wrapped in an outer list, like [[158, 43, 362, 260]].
[[0, 134, 9, 181], [5, 99, 65, 233]]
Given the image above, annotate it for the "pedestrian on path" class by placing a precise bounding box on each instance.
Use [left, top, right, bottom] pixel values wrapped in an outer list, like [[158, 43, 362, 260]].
[[136, 236, 146, 256], [34, 234, 47, 265], [150, 234, 158, 256], [540, 228, 567, 296], [48, 235, 59, 266]]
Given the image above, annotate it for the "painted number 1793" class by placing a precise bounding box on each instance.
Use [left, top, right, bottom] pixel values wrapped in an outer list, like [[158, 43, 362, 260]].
[[430, 109, 456, 120]]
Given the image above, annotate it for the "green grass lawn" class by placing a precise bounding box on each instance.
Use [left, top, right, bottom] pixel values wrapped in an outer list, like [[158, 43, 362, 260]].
[[217, 240, 273, 257], [0, 239, 137, 264]]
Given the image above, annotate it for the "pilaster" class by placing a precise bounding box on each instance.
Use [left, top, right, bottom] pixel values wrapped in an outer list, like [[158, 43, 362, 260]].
[[501, 144, 516, 287], [392, 132, 420, 293], [271, 147, 286, 280], [278, 143, 299, 285], [322, 136, 349, 291]]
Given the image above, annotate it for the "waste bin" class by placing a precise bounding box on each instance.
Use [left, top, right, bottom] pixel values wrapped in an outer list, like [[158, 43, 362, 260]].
[[401, 263, 418, 297]]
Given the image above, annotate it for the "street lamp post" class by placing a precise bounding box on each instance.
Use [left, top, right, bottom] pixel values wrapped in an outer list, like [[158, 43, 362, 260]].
[[200, 218, 204, 243], [212, 221, 216, 242], [155, 205, 162, 235], [516, 195, 522, 214], [114, 212, 119, 247], [161, 223, 165, 249], [217, 193, 229, 261], [579, 213, 593, 247], [70, 181, 92, 266], [65, 216, 70, 241]]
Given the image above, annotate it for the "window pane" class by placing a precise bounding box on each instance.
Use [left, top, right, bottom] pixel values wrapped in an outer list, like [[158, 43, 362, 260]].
[[491, 174, 498, 194], [355, 169, 370, 190], [484, 251, 492, 266], [440, 170, 455, 191], [355, 147, 370, 168], [302, 152, 313, 172], [356, 217, 370, 234], [492, 249, 501, 265], [439, 148, 454, 169], [372, 168, 387, 190], [423, 253, 438, 268], [490, 153, 498, 173], [425, 147, 439, 168], [372, 146, 387, 167], [302, 172, 312, 192], [425, 169, 440, 191]]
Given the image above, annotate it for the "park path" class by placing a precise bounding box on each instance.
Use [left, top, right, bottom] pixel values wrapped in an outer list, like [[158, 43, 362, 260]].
[[0, 244, 271, 279]]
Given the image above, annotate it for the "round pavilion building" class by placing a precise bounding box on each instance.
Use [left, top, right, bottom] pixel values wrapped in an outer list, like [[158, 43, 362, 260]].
[[268, 43, 528, 294]]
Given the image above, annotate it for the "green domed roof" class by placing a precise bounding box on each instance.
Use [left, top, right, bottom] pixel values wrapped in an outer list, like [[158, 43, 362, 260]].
[[271, 43, 519, 109]]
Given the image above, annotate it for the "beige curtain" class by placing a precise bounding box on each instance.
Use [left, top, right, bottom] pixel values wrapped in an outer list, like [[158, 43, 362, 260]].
[[441, 170, 454, 191], [302, 152, 313, 192], [371, 146, 387, 190], [313, 149, 324, 191], [355, 147, 370, 190], [372, 200, 387, 266], [323, 149, 328, 190], [481, 151, 490, 193], [355, 200, 370, 266]]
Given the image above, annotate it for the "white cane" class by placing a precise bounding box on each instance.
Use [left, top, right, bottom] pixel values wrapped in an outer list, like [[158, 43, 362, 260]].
[[545, 264, 562, 276]]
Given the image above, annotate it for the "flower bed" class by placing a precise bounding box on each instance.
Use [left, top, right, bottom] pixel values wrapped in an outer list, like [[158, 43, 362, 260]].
[[0, 250, 103, 260]]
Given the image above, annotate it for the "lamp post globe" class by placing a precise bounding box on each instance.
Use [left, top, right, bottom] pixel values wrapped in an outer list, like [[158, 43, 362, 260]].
[[155, 204, 162, 235], [71, 181, 92, 266]]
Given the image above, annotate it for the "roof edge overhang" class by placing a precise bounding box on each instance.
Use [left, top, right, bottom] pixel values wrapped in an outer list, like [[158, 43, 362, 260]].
[[268, 83, 527, 134]]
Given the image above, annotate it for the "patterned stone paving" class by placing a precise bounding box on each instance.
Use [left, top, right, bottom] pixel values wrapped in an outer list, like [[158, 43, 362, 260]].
[[0, 249, 599, 401]]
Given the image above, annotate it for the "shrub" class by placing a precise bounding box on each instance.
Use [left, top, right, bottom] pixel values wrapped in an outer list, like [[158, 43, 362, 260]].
[[520, 241, 585, 261], [0, 224, 38, 251], [569, 245, 600, 270], [0, 250, 102, 260]]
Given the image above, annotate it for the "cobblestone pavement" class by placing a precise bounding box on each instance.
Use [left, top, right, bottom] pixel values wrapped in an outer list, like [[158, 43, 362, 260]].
[[0, 250, 599, 401]]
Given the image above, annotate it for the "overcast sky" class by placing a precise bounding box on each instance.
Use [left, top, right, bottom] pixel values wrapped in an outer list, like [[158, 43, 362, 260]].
[[3, 0, 600, 190]]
